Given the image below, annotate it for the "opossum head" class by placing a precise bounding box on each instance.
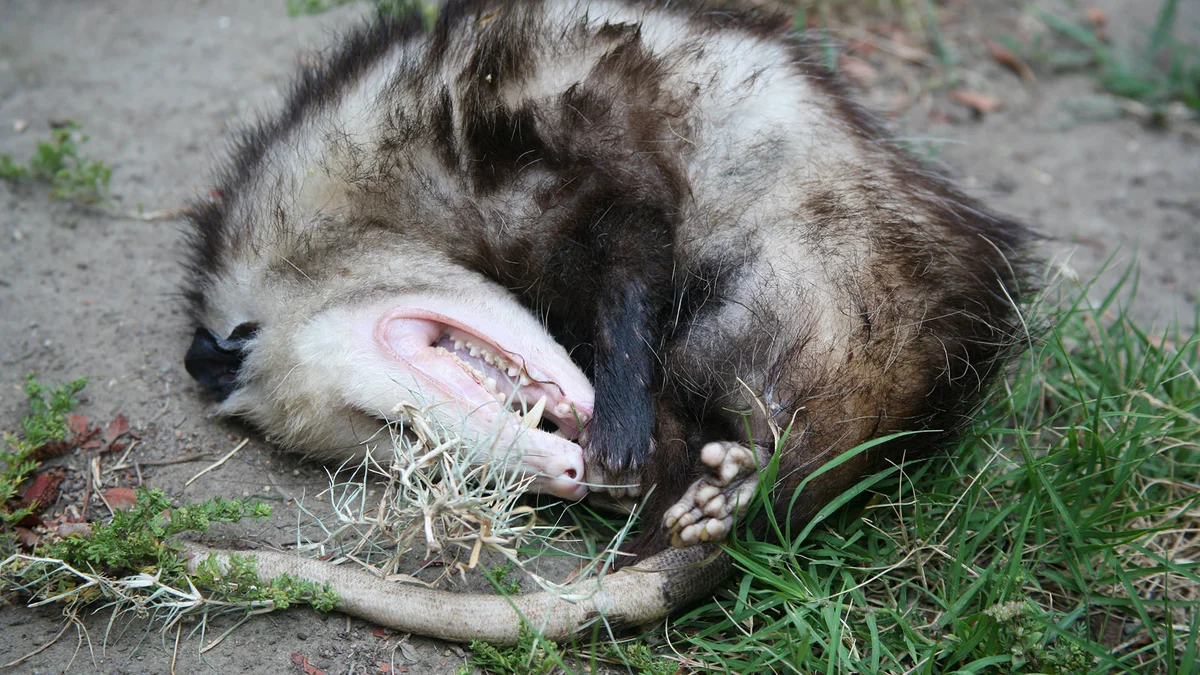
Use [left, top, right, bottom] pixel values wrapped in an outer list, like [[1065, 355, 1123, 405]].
[[182, 21, 594, 497], [184, 204, 592, 500]]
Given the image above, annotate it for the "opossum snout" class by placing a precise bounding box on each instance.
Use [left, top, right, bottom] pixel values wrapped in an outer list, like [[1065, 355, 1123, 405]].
[[528, 448, 587, 501], [184, 324, 257, 399]]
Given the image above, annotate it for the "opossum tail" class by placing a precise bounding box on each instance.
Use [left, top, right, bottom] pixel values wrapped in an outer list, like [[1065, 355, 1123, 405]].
[[183, 542, 731, 645]]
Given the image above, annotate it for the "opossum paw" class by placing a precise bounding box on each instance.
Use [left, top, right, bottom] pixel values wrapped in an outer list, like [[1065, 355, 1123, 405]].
[[584, 463, 643, 501], [664, 442, 766, 548]]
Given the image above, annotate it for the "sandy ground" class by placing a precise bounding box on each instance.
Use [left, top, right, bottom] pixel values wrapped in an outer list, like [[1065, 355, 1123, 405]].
[[0, 1, 1195, 673]]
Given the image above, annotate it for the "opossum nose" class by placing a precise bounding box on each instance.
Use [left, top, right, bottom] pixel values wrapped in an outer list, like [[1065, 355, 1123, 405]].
[[184, 325, 256, 400], [537, 450, 588, 501]]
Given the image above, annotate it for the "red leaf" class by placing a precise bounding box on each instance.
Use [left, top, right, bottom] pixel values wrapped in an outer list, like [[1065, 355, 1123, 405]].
[[291, 653, 326, 675], [102, 487, 139, 511], [949, 90, 1003, 115], [67, 414, 89, 437], [372, 626, 393, 639], [838, 55, 879, 89], [984, 39, 1035, 83], [101, 414, 131, 452], [21, 468, 65, 507], [31, 439, 73, 461], [15, 527, 40, 549], [15, 512, 44, 529]]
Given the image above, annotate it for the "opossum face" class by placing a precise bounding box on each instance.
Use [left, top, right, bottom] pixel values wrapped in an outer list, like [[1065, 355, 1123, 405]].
[[184, 213, 592, 500]]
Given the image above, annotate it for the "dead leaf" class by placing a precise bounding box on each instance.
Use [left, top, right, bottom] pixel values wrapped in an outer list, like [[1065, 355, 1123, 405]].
[[838, 55, 879, 88], [949, 90, 1003, 115], [984, 39, 1035, 83], [67, 414, 89, 437], [372, 626, 393, 639], [886, 28, 931, 63], [15, 527, 39, 549], [290, 653, 326, 675], [21, 468, 65, 508], [102, 487, 138, 511], [101, 414, 131, 451], [55, 521, 91, 538]]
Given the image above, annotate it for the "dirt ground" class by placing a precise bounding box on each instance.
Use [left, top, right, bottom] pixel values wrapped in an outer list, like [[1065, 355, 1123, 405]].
[[0, 1, 1195, 673]]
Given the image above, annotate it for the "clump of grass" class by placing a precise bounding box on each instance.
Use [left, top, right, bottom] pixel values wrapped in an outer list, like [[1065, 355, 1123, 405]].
[[666, 271, 1199, 674], [1, 376, 87, 529], [295, 398, 634, 597], [1, 488, 337, 634], [461, 623, 677, 675], [1034, 0, 1199, 118], [0, 121, 112, 203], [285, 0, 436, 24]]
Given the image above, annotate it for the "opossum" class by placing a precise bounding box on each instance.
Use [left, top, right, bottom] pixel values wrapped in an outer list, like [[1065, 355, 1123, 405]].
[[182, 0, 1032, 644]]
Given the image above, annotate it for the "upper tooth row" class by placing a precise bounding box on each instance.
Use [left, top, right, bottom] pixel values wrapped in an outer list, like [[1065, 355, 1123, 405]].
[[453, 338, 531, 386], [444, 338, 590, 426]]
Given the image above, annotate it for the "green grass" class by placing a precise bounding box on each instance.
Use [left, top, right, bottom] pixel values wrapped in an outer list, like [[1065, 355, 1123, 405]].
[[0, 121, 112, 204], [285, 0, 435, 24], [1034, 0, 1200, 118], [0, 376, 87, 529], [653, 273, 1200, 674]]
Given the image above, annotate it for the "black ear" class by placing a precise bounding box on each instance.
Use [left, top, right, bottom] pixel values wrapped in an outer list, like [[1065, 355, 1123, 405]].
[[184, 325, 256, 400]]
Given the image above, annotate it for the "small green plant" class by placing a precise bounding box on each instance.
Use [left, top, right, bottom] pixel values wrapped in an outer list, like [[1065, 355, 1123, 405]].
[[190, 550, 339, 613], [2, 488, 337, 623], [1036, 0, 1199, 116], [483, 561, 522, 595], [466, 623, 564, 675], [0, 121, 112, 203], [285, 0, 436, 24], [46, 488, 270, 583], [1, 376, 87, 528]]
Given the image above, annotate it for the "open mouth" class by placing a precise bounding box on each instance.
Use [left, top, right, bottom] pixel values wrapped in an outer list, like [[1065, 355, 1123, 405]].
[[373, 305, 594, 496]]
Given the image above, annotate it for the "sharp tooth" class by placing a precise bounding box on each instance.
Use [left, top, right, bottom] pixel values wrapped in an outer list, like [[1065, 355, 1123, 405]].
[[468, 343, 479, 357], [485, 377, 497, 392], [506, 366, 519, 378], [497, 391, 507, 403], [576, 411, 590, 424], [555, 402, 571, 417], [453, 339, 464, 350], [518, 374, 530, 387], [521, 396, 546, 430], [484, 353, 495, 365]]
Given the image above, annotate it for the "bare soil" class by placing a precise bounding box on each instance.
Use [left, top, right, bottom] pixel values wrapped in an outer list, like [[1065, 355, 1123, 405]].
[[0, 1, 1195, 673]]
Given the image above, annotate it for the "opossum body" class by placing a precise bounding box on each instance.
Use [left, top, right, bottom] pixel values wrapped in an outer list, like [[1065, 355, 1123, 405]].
[[183, 0, 1031, 642]]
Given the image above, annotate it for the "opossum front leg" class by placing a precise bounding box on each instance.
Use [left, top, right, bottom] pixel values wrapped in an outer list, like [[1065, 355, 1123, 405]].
[[580, 207, 674, 497], [585, 278, 662, 497], [663, 441, 772, 547]]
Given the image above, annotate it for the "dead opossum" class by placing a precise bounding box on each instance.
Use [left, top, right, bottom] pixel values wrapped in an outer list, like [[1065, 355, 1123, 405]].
[[182, 0, 1032, 643]]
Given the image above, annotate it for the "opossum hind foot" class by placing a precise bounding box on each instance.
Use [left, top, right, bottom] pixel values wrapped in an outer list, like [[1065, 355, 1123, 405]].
[[665, 442, 770, 547]]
